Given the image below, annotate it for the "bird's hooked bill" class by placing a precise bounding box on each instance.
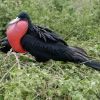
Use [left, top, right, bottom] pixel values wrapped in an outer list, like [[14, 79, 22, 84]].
[[8, 17, 20, 25]]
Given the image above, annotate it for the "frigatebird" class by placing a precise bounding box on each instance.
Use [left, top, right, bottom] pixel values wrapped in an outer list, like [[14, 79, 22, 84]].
[[0, 12, 100, 70]]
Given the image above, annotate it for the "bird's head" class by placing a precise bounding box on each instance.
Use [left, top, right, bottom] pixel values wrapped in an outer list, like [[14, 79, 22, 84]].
[[8, 12, 31, 26]]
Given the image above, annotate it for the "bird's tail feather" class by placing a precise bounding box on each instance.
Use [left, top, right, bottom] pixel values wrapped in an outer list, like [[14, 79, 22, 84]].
[[84, 60, 100, 70], [69, 46, 100, 71]]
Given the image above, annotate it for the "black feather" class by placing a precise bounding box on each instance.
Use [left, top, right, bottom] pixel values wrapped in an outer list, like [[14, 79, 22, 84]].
[[28, 24, 68, 45], [0, 37, 11, 53]]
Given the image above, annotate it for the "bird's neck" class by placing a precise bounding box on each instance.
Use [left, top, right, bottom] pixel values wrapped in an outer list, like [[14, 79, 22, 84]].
[[26, 22, 33, 34]]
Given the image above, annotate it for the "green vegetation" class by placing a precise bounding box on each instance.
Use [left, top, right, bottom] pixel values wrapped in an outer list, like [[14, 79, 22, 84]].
[[0, 0, 100, 99]]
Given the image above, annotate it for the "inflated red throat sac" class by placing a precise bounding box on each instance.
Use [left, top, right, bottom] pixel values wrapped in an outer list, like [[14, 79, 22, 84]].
[[6, 20, 28, 53]]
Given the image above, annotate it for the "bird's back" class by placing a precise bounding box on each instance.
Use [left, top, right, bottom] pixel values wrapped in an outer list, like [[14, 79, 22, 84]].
[[21, 34, 73, 62]]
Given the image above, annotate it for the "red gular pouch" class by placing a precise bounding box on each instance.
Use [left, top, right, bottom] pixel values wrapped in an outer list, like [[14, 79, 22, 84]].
[[6, 20, 28, 53]]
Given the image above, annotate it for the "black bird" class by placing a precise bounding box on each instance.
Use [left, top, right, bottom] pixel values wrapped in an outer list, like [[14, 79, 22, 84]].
[[0, 12, 100, 70]]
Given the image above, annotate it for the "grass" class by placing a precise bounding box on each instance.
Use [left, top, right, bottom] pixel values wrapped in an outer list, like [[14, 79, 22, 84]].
[[0, 0, 100, 100]]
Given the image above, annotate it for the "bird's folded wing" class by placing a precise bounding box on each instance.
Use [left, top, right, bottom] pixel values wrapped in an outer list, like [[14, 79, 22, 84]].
[[32, 25, 68, 45]]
